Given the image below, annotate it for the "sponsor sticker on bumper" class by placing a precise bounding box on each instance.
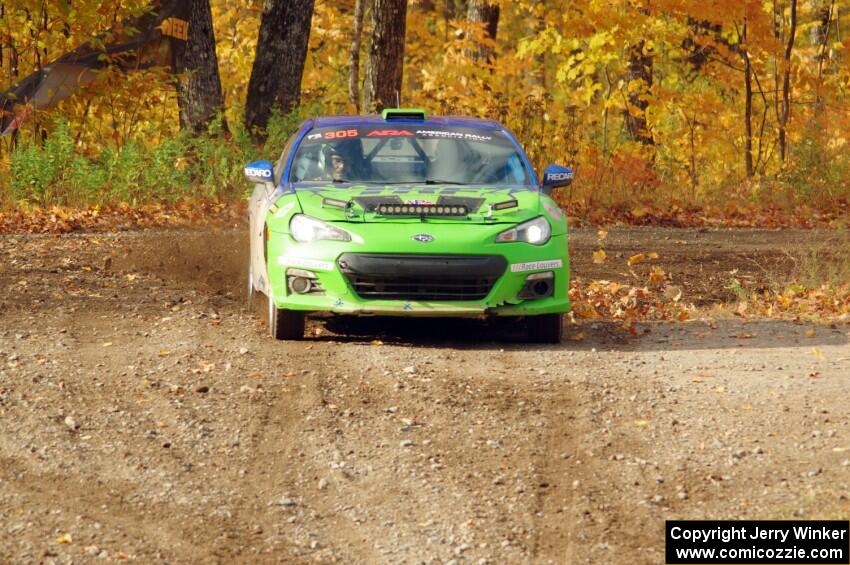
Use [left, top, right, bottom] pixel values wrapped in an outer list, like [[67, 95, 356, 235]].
[[510, 259, 563, 273], [278, 257, 334, 271]]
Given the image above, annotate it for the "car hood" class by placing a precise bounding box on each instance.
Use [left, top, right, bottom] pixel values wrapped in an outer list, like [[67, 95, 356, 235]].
[[289, 183, 543, 224]]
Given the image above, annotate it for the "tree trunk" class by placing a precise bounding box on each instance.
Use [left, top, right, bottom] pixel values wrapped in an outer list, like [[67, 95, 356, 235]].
[[466, 0, 500, 63], [245, 0, 315, 137], [778, 0, 797, 162], [742, 23, 755, 178], [171, 0, 227, 134], [348, 0, 366, 112], [623, 40, 654, 145], [813, 0, 835, 108], [363, 0, 408, 112], [682, 18, 722, 75], [811, 0, 833, 46], [0, 3, 4, 81]]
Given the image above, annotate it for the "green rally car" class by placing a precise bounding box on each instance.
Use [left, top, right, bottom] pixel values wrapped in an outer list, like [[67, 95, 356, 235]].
[[245, 109, 574, 342]]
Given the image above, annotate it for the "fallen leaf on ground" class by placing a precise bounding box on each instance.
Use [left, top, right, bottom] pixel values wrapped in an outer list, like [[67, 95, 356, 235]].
[[628, 253, 647, 266], [664, 285, 682, 302], [592, 249, 607, 264], [649, 267, 667, 287], [627, 252, 659, 266]]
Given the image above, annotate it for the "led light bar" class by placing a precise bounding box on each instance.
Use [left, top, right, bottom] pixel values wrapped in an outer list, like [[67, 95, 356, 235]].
[[376, 204, 468, 216]]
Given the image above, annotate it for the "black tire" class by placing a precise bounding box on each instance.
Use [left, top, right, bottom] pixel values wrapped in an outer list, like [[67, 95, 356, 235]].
[[527, 313, 563, 344], [267, 290, 305, 340]]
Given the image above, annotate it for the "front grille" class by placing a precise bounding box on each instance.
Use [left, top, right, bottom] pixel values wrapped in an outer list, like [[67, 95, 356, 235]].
[[339, 254, 506, 301]]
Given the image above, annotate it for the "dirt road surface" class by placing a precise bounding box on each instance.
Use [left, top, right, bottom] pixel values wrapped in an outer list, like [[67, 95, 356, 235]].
[[1, 228, 848, 564]]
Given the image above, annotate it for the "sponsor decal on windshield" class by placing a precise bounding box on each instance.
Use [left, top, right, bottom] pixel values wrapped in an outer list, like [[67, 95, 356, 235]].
[[307, 130, 358, 141], [324, 129, 358, 140], [366, 129, 415, 137], [300, 127, 504, 144], [416, 130, 493, 142]]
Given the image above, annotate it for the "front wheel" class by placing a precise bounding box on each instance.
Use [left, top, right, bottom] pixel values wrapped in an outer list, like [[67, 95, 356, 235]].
[[267, 290, 305, 340], [527, 313, 563, 344]]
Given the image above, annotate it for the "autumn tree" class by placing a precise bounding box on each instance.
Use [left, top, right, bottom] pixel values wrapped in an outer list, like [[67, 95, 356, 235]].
[[775, 0, 798, 162], [244, 0, 315, 137], [623, 40, 654, 145], [363, 0, 408, 112], [171, 0, 227, 134], [623, 2, 654, 146], [348, 0, 366, 112], [812, 0, 836, 106], [467, 0, 500, 63]]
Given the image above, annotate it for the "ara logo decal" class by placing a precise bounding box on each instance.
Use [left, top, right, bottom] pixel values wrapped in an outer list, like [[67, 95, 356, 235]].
[[367, 130, 414, 137], [412, 234, 435, 243], [306, 133, 323, 140], [245, 167, 273, 178]]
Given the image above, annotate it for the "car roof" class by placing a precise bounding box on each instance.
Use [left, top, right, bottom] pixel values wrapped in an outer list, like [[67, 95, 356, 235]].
[[311, 114, 504, 130]]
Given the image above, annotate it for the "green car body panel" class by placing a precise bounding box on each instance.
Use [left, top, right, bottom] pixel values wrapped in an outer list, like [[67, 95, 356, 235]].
[[264, 185, 571, 317]]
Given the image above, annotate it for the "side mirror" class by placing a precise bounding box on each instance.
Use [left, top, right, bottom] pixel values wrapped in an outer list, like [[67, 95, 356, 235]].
[[244, 159, 275, 184], [541, 164, 574, 195]]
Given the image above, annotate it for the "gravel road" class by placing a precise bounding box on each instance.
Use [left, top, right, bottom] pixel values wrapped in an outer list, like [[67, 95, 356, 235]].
[[1, 228, 848, 564]]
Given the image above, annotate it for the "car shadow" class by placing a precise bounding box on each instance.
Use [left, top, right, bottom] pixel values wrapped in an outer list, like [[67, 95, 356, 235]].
[[310, 315, 534, 349], [307, 315, 849, 352]]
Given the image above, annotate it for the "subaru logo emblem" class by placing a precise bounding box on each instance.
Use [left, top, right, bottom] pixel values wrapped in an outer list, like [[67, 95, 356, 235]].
[[412, 234, 434, 243]]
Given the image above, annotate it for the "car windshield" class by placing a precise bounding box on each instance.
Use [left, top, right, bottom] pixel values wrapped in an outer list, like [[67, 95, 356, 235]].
[[289, 125, 532, 186]]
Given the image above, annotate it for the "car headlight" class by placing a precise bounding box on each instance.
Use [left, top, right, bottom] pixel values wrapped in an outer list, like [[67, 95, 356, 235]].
[[289, 214, 351, 243], [495, 216, 551, 245]]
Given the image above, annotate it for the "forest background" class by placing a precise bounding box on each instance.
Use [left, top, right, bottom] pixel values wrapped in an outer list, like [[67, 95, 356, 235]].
[[1, 0, 849, 227]]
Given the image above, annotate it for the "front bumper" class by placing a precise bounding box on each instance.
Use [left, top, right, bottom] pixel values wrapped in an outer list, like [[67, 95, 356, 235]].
[[266, 223, 571, 317]]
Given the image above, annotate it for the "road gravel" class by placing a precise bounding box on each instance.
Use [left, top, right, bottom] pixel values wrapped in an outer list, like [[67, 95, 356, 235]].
[[0, 228, 847, 564]]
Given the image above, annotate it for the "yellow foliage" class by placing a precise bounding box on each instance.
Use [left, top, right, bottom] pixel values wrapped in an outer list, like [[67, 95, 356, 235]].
[[3, 0, 850, 214]]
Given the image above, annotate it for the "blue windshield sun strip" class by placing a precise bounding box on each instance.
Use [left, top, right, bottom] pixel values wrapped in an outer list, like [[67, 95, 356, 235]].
[[499, 127, 538, 186], [285, 123, 537, 187], [281, 119, 317, 187]]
